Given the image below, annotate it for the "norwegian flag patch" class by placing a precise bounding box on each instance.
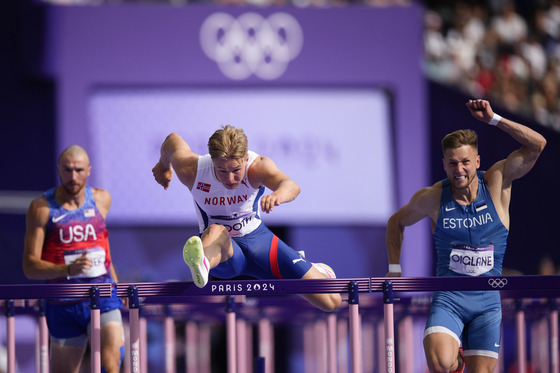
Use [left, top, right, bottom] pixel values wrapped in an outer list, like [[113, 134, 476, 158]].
[[197, 182, 211, 193]]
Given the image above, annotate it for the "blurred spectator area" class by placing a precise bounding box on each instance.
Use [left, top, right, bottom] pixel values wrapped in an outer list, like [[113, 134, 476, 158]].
[[424, 0, 560, 132], [36, 0, 560, 132]]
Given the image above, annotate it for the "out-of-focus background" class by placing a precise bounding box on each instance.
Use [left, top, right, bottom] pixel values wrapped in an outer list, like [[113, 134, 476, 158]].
[[0, 0, 559, 372]]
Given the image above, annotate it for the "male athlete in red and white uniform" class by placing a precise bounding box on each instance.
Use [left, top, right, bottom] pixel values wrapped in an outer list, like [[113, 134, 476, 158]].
[[23, 145, 124, 373]]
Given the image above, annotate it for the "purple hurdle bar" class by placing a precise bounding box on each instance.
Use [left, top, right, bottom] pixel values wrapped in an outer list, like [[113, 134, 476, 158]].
[[90, 286, 102, 373], [0, 283, 112, 373], [552, 299, 560, 373], [348, 281, 362, 373], [2, 277, 560, 372], [117, 279, 368, 373], [164, 305, 176, 373], [383, 281, 395, 373], [327, 313, 337, 373], [226, 295, 237, 373], [6, 300, 15, 373], [37, 300, 49, 373], [127, 285, 141, 373], [516, 299, 527, 373], [111, 276, 560, 373]]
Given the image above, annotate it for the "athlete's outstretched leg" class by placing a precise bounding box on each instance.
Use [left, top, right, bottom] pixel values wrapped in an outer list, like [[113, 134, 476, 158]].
[[299, 265, 342, 312], [183, 224, 233, 287]]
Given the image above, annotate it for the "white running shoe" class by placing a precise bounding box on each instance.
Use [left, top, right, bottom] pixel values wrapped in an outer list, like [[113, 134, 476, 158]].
[[312, 263, 337, 279], [183, 236, 210, 288]]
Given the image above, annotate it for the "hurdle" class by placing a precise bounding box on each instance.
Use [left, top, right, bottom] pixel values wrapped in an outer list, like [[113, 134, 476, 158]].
[[116, 276, 560, 373], [2, 276, 560, 372], [0, 283, 113, 373]]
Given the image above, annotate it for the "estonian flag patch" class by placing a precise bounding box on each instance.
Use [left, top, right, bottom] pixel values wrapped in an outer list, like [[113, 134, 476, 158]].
[[475, 201, 487, 212]]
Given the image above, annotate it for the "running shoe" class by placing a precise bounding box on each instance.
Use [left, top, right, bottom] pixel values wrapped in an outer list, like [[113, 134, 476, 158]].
[[312, 263, 337, 279], [183, 236, 209, 288], [452, 347, 465, 373]]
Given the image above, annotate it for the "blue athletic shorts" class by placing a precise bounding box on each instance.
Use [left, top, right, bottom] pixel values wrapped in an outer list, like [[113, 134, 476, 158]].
[[46, 287, 123, 340], [424, 290, 502, 358], [210, 223, 313, 280]]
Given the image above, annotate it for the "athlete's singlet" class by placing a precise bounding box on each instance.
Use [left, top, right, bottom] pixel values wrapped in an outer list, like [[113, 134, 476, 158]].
[[425, 171, 510, 357], [42, 186, 114, 284], [433, 170, 509, 277], [191, 151, 264, 237]]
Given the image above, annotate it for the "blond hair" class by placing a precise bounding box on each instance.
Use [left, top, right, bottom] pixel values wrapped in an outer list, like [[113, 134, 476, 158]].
[[208, 125, 249, 159]]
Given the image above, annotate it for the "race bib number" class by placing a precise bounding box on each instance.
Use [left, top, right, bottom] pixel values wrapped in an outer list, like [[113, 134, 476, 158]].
[[449, 244, 494, 276], [64, 246, 107, 279]]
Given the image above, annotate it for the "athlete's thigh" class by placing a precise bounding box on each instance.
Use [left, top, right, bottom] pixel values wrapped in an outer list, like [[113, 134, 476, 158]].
[[99, 309, 125, 350], [240, 225, 311, 279], [210, 238, 248, 278], [50, 342, 87, 373], [100, 320, 125, 371], [423, 332, 460, 372], [425, 291, 464, 343], [463, 291, 501, 358]]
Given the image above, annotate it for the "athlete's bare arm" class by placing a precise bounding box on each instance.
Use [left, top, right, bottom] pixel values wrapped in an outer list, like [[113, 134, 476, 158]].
[[153, 132, 199, 190], [22, 197, 70, 280], [93, 188, 120, 283], [93, 188, 111, 218], [386, 183, 442, 276], [466, 100, 546, 224], [248, 156, 301, 214]]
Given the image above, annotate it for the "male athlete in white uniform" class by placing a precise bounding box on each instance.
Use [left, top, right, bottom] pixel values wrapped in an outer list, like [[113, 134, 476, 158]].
[[152, 125, 341, 312], [385, 100, 546, 373]]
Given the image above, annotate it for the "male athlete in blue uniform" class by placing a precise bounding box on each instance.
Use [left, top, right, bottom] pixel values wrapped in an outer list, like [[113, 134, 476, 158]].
[[152, 125, 341, 312], [23, 145, 124, 373], [386, 99, 546, 373]]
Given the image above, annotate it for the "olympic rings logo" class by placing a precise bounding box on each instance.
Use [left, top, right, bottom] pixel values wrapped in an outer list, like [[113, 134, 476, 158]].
[[487, 278, 508, 288], [199, 12, 304, 80]]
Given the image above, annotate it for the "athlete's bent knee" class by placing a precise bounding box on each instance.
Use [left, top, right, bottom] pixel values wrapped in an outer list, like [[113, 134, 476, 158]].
[[205, 224, 229, 238], [321, 294, 342, 312]]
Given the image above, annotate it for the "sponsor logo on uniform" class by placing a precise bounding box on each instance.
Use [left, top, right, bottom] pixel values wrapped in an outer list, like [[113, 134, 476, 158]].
[[52, 213, 68, 223]]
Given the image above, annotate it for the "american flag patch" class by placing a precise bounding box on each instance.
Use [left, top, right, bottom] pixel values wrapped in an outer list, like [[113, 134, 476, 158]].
[[475, 201, 487, 212], [84, 208, 95, 217], [197, 182, 211, 193]]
